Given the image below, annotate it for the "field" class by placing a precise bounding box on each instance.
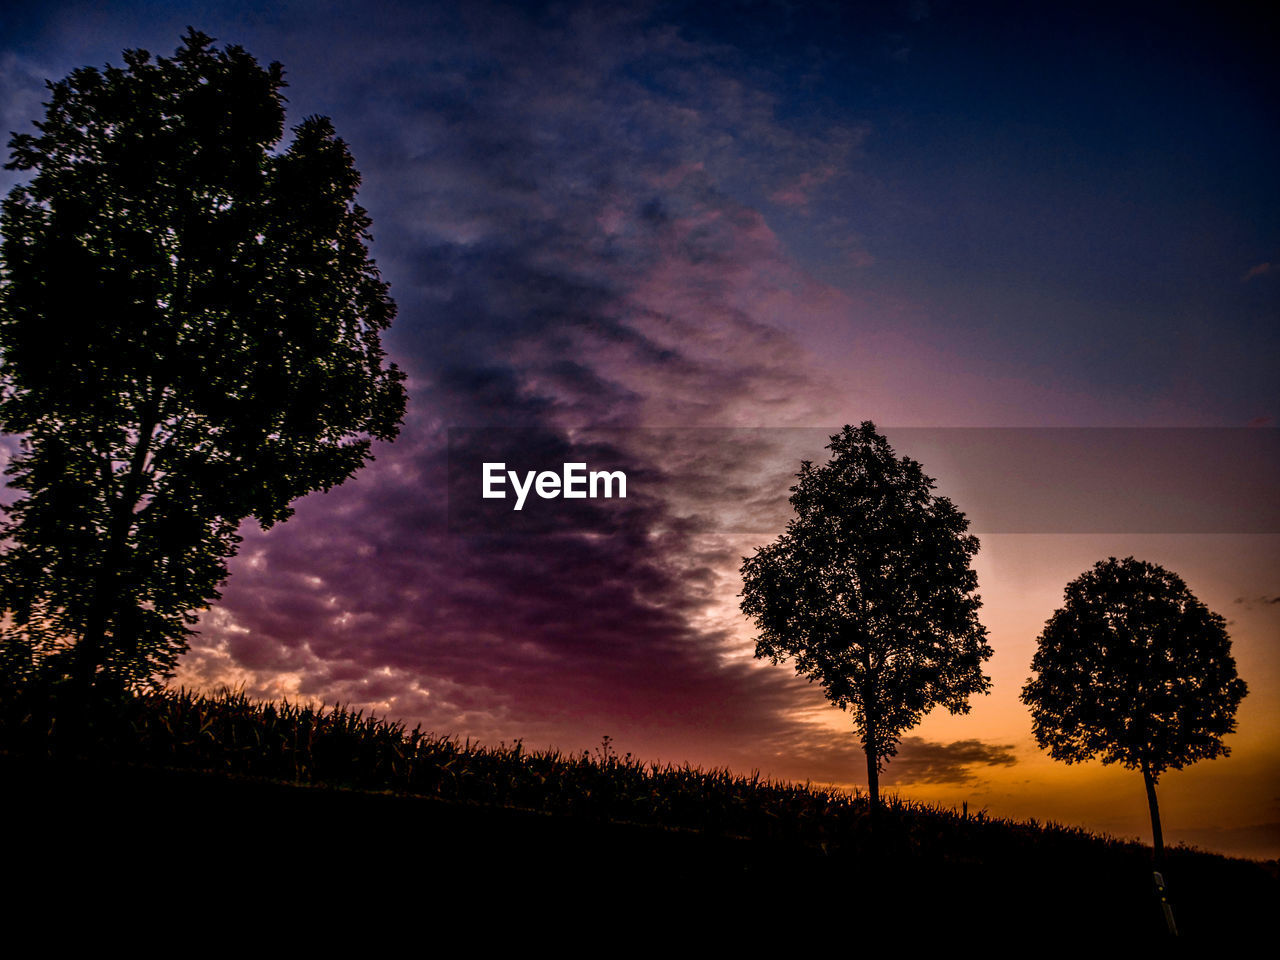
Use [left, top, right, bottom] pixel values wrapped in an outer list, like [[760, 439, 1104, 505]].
[[2, 686, 1273, 941]]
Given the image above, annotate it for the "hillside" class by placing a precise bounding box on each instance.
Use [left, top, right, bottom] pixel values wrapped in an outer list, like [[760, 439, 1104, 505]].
[[2, 688, 1273, 940]]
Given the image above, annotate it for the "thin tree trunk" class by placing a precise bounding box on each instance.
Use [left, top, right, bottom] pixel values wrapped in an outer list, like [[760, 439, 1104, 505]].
[[865, 745, 880, 811], [859, 654, 880, 815], [75, 623, 102, 694], [76, 402, 160, 698], [1142, 760, 1178, 935], [864, 708, 880, 814], [1142, 761, 1164, 868]]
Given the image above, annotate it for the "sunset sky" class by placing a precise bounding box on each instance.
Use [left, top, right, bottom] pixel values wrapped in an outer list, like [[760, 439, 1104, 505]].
[[2, 1, 1276, 859]]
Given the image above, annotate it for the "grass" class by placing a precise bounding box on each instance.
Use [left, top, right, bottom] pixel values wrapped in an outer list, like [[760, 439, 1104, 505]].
[[0, 684, 1261, 862], [2, 683, 1275, 939]]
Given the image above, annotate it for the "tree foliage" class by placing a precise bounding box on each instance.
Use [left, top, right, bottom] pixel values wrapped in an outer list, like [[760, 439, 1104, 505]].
[[1021, 556, 1247, 868], [0, 29, 407, 691], [740, 422, 992, 806], [1021, 557, 1247, 777]]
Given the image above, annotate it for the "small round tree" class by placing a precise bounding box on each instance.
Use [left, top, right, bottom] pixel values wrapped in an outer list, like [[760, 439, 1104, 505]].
[[1021, 557, 1248, 865], [740, 422, 993, 811]]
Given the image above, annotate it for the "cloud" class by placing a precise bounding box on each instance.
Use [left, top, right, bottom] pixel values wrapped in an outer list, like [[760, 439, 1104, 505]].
[[887, 737, 1019, 784], [770, 164, 839, 209], [731, 722, 1019, 787], [171, 0, 864, 765], [1234, 594, 1280, 609], [1242, 262, 1274, 281]]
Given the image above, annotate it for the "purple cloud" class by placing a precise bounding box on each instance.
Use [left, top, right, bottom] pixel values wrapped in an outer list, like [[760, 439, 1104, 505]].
[[171, 2, 859, 768]]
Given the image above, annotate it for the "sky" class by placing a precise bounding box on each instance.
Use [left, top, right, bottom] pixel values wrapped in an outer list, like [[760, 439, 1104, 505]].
[[1, 1, 1277, 859]]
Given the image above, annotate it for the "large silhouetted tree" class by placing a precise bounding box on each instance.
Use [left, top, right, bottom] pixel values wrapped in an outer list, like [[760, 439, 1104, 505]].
[[0, 30, 406, 693], [1021, 557, 1247, 866], [740, 422, 992, 811]]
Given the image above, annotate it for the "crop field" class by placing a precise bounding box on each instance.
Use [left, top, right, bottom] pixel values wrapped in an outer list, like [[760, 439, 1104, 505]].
[[2, 685, 1273, 940]]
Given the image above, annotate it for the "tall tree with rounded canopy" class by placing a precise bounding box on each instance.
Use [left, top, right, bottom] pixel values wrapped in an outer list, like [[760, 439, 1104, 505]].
[[0, 29, 407, 693], [1021, 557, 1247, 866], [740, 422, 993, 810]]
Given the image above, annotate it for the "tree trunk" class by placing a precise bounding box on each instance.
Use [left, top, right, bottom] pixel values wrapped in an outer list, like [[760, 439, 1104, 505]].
[[76, 536, 123, 698], [75, 621, 103, 695], [865, 745, 880, 812], [1142, 761, 1164, 868], [864, 709, 880, 814], [1142, 761, 1179, 935], [75, 403, 161, 698]]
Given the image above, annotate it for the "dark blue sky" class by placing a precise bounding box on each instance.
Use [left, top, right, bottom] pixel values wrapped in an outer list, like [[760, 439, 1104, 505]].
[[4, 2, 1275, 425]]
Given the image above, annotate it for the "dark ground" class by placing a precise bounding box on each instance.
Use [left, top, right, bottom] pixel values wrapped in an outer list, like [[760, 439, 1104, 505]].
[[2, 755, 1273, 944]]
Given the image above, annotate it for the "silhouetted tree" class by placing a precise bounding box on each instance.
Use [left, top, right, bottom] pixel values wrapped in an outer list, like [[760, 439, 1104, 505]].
[[740, 423, 992, 810], [0, 30, 406, 694], [1021, 557, 1248, 866]]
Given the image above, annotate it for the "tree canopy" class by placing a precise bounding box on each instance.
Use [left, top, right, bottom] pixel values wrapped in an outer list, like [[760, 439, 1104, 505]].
[[1021, 556, 1247, 862], [0, 29, 407, 692], [740, 422, 992, 807]]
